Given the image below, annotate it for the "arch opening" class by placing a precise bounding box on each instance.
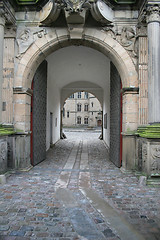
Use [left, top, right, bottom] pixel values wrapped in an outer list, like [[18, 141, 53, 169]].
[[61, 91, 103, 140], [14, 29, 138, 169], [29, 44, 123, 168]]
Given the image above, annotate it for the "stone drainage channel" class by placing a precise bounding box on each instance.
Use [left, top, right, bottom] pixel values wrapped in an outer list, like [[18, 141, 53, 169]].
[[0, 131, 160, 240]]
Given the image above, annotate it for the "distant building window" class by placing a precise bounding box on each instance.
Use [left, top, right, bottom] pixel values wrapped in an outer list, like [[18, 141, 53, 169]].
[[77, 104, 81, 112], [63, 108, 65, 117], [77, 116, 81, 124], [84, 104, 88, 111], [92, 112, 93, 115], [78, 92, 81, 99], [84, 92, 88, 99], [84, 117, 88, 125], [67, 111, 69, 118], [91, 102, 93, 107], [69, 94, 74, 99], [2, 102, 6, 111]]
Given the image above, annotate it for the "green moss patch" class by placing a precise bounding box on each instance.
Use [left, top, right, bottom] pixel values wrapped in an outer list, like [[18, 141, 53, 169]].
[[137, 124, 160, 138], [16, 0, 39, 5], [0, 126, 15, 136]]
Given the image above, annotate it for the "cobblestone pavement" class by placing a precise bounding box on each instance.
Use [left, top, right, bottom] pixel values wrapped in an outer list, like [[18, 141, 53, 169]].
[[0, 131, 160, 240]]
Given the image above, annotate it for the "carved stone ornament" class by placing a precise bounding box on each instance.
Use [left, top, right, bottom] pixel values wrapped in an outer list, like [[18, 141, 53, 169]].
[[150, 145, 160, 173], [136, 24, 147, 37], [33, 28, 47, 39], [40, 0, 114, 25], [17, 28, 34, 55], [90, 0, 113, 23], [102, 25, 137, 65], [16, 27, 48, 57], [147, 4, 160, 23], [120, 27, 135, 50], [40, 0, 61, 25], [142, 144, 147, 163], [63, 0, 86, 12], [102, 26, 116, 39]]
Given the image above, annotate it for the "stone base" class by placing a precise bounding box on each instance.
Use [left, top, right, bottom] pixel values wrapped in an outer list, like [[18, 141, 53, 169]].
[[0, 174, 7, 184], [120, 167, 133, 174], [15, 134, 31, 169], [0, 171, 12, 184], [147, 177, 160, 186], [7, 134, 31, 171], [18, 164, 33, 172], [136, 137, 160, 177], [121, 134, 136, 172], [138, 176, 147, 186], [0, 137, 8, 175]]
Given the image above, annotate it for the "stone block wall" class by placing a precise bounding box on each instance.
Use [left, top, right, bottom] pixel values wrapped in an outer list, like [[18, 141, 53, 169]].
[[2, 30, 15, 124], [138, 36, 148, 125], [0, 137, 7, 174], [122, 91, 139, 132]]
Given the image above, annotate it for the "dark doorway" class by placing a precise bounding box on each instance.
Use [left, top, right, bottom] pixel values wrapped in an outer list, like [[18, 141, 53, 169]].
[[97, 119, 102, 126]]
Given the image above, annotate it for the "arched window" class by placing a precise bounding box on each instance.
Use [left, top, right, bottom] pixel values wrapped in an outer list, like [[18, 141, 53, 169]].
[[77, 116, 81, 124], [77, 103, 81, 112], [84, 104, 89, 111], [84, 117, 88, 125]]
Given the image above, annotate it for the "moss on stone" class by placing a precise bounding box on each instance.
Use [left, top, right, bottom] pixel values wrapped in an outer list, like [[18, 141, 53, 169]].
[[0, 126, 15, 136], [137, 124, 160, 138], [16, 0, 39, 5]]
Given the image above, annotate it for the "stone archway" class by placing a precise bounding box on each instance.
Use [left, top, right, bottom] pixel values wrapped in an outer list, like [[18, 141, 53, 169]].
[[13, 27, 138, 170], [14, 28, 138, 133]]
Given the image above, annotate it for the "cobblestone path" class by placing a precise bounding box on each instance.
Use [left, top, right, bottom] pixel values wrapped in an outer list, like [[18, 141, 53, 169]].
[[0, 131, 160, 240]]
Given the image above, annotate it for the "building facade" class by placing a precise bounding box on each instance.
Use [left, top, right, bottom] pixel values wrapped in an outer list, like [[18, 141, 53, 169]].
[[0, 0, 160, 183], [63, 92, 102, 127]]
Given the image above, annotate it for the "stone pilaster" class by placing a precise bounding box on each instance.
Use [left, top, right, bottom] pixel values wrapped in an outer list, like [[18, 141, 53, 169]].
[[0, 15, 5, 123], [122, 88, 139, 132], [137, 25, 148, 125], [2, 28, 16, 124], [13, 88, 32, 132], [121, 88, 139, 173], [147, 4, 160, 124], [0, 1, 16, 125]]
